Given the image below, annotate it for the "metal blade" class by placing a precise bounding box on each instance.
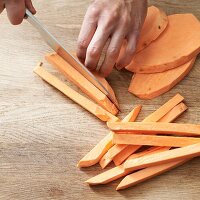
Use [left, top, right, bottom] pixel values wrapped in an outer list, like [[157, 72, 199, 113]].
[[25, 9, 119, 109]]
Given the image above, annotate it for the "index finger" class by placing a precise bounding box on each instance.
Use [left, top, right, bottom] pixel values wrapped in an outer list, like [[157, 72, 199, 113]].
[[76, 6, 98, 63]]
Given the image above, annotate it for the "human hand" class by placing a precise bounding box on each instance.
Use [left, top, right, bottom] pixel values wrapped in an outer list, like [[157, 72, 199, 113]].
[[0, 0, 36, 25], [77, 0, 147, 77]]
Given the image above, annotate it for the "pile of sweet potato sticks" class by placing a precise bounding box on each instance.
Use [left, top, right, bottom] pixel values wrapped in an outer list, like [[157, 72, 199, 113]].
[[33, 6, 200, 191]]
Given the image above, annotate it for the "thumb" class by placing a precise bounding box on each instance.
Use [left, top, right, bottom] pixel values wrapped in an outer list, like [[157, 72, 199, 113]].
[[5, 0, 25, 25]]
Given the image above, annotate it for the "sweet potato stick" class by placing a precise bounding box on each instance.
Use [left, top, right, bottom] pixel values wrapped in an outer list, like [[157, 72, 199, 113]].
[[85, 147, 169, 185], [45, 53, 118, 115], [113, 134, 200, 147], [78, 105, 142, 168], [34, 63, 118, 123], [99, 105, 142, 168], [116, 158, 190, 190], [124, 143, 200, 171], [107, 122, 200, 136]]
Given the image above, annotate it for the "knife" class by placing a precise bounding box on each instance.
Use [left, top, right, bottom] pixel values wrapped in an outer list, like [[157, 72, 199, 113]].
[[25, 9, 119, 109]]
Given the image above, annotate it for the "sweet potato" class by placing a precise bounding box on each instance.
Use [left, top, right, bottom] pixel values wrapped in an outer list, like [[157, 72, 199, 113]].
[[99, 94, 184, 168], [77, 105, 141, 168], [159, 102, 187, 122], [116, 159, 190, 190], [34, 63, 118, 122], [113, 134, 200, 147], [112, 102, 187, 165], [99, 105, 142, 168], [124, 143, 200, 171], [107, 122, 200, 136], [143, 93, 184, 122], [45, 53, 118, 115], [126, 14, 200, 74], [85, 147, 169, 185], [129, 58, 196, 99]]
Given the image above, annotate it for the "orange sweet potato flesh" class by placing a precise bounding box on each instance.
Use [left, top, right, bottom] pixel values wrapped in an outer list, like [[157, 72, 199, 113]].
[[136, 6, 168, 52], [100, 94, 184, 167], [113, 146, 162, 166], [77, 105, 141, 168], [123, 143, 200, 171], [126, 14, 200, 74], [78, 94, 183, 168], [113, 133, 200, 147], [107, 121, 200, 136], [99, 94, 183, 168], [45, 53, 119, 115], [112, 102, 187, 166], [92, 72, 119, 108], [129, 58, 196, 99], [34, 63, 119, 123], [116, 158, 190, 190], [85, 147, 169, 185], [116, 6, 168, 70], [99, 105, 142, 168]]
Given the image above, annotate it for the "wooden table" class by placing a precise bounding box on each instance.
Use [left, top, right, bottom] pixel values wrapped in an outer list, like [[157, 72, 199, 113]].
[[0, 0, 199, 199]]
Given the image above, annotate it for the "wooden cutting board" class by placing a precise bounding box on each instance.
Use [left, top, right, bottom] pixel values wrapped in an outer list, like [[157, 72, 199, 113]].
[[0, 0, 199, 199]]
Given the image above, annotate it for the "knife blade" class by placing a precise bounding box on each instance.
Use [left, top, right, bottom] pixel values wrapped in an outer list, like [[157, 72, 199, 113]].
[[25, 9, 119, 110]]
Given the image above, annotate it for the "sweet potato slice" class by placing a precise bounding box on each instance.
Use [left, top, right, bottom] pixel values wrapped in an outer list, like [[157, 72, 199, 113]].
[[113, 134, 200, 147], [126, 14, 200, 73], [113, 102, 187, 166], [77, 105, 141, 168], [116, 6, 168, 70], [107, 122, 200, 136], [116, 159, 190, 190], [123, 143, 200, 171], [136, 6, 168, 52], [129, 58, 196, 99], [34, 63, 119, 122], [45, 53, 118, 115]]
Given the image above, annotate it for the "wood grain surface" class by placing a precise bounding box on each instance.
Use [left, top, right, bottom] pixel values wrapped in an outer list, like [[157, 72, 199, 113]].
[[0, 0, 199, 199]]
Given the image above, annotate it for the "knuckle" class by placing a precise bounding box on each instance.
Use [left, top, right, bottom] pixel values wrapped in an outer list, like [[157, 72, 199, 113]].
[[88, 5, 99, 18], [126, 46, 136, 56], [107, 47, 119, 58], [77, 40, 88, 50], [87, 47, 100, 58], [111, 10, 119, 21]]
